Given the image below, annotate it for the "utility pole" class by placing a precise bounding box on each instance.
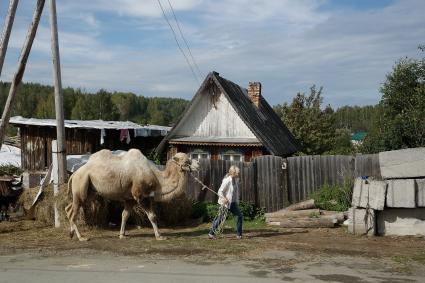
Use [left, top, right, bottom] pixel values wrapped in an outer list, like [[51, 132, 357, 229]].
[[0, 0, 45, 147], [0, 0, 19, 76], [48, 0, 66, 186]]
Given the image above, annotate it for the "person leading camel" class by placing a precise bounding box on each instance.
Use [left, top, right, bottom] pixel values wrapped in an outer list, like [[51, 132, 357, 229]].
[[208, 165, 243, 239]]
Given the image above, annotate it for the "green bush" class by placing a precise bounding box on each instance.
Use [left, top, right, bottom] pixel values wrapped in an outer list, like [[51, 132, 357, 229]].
[[309, 179, 353, 212], [191, 202, 219, 222], [237, 202, 265, 221]]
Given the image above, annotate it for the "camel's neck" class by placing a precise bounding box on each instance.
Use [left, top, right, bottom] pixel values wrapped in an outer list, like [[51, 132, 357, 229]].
[[152, 160, 187, 202]]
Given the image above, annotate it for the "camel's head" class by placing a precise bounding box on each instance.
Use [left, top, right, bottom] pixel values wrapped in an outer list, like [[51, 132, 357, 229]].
[[173, 152, 200, 172]]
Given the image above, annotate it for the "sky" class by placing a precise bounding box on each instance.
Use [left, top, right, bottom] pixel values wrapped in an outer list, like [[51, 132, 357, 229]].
[[0, 0, 424, 107]]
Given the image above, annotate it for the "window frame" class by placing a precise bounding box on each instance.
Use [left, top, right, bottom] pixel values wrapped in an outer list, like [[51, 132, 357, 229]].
[[190, 149, 210, 161], [220, 149, 244, 162]]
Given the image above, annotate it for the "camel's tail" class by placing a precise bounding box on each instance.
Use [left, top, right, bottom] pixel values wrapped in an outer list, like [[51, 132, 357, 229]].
[[67, 173, 74, 197]]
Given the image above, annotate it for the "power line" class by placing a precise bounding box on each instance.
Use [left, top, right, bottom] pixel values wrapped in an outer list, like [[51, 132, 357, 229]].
[[156, 0, 200, 84], [166, 0, 202, 79]]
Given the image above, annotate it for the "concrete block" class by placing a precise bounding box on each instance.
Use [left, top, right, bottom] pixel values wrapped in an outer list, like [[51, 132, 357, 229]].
[[351, 178, 386, 210], [367, 180, 387, 210], [377, 208, 425, 236], [351, 178, 364, 207], [379, 147, 425, 179], [386, 179, 416, 208], [417, 179, 425, 207], [348, 207, 375, 235]]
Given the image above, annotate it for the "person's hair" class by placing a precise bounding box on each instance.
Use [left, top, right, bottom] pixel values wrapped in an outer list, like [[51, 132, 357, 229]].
[[227, 165, 240, 177]]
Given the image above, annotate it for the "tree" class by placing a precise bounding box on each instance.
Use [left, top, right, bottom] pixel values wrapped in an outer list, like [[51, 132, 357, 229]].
[[71, 94, 93, 120], [362, 47, 425, 153], [111, 92, 138, 121], [35, 93, 55, 118], [275, 86, 337, 155]]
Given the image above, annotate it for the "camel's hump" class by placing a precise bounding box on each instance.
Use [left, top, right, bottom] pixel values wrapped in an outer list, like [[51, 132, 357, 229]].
[[89, 149, 147, 162]]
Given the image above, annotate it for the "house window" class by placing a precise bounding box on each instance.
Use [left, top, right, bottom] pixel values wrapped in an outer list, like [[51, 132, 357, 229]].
[[190, 149, 210, 160], [221, 150, 243, 162]]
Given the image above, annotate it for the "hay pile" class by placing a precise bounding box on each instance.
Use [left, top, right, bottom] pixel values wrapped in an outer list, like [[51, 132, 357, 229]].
[[155, 194, 193, 226], [17, 186, 194, 228], [18, 184, 109, 227]]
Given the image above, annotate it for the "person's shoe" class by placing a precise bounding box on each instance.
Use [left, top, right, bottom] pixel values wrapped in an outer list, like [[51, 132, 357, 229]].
[[236, 235, 243, 239], [208, 233, 216, 240]]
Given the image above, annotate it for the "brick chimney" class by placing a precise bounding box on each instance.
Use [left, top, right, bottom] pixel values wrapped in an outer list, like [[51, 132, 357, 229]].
[[248, 82, 261, 107]]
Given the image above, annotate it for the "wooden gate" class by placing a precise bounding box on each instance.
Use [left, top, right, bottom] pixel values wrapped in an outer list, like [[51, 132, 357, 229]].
[[254, 155, 288, 212]]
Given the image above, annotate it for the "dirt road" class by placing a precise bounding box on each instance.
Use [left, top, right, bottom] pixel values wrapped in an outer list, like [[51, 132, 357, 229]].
[[1, 221, 424, 282], [1, 250, 424, 282]]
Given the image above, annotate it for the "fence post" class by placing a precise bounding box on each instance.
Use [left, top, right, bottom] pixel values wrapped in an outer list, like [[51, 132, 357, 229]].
[[51, 140, 60, 228], [282, 158, 290, 207]]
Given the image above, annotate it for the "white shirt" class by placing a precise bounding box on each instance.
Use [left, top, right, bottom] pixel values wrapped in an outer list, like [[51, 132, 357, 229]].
[[217, 175, 239, 208]]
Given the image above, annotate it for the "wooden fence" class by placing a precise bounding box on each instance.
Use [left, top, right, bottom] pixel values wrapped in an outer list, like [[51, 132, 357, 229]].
[[183, 154, 381, 212]]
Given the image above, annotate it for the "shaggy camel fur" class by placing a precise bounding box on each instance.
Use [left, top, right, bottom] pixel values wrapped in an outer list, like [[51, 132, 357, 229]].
[[65, 149, 199, 241]]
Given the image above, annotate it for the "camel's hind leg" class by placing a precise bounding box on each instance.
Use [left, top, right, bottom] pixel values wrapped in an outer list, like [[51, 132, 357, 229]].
[[119, 201, 133, 239], [138, 198, 165, 240], [66, 172, 90, 241], [68, 199, 88, 241]]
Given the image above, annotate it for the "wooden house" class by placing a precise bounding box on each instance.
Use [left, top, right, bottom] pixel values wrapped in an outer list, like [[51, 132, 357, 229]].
[[156, 72, 299, 161], [9, 116, 170, 172]]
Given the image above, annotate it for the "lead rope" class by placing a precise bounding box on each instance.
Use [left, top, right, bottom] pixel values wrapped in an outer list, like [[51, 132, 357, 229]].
[[189, 172, 228, 236]]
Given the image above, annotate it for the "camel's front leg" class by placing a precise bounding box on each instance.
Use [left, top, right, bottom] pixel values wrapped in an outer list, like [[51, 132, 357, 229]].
[[146, 210, 166, 240], [119, 201, 133, 239], [138, 198, 166, 240]]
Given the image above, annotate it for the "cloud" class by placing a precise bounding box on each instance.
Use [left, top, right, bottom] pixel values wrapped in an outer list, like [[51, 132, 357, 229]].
[[59, 0, 201, 18], [1, 0, 424, 108]]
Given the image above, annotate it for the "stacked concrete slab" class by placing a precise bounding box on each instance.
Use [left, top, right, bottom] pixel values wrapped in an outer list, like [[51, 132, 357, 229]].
[[379, 147, 425, 179], [349, 178, 386, 235], [349, 147, 425, 236], [348, 207, 375, 236]]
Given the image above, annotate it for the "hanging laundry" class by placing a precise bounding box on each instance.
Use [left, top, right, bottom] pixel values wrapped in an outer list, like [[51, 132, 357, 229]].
[[100, 129, 106, 145], [120, 129, 131, 144]]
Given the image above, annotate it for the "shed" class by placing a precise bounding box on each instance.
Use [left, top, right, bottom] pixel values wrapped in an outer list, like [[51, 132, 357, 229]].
[[9, 116, 170, 172], [156, 71, 300, 162]]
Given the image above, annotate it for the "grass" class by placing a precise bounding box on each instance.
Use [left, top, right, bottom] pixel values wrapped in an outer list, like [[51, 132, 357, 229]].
[[223, 218, 267, 230], [309, 179, 354, 211]]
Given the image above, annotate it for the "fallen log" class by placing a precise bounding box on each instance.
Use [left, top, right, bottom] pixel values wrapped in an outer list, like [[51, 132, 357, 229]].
[[320, 211, 345, 223], [265, 209, 320, 219], [272, 217, 337, 228], [285, 199, 315, 211]]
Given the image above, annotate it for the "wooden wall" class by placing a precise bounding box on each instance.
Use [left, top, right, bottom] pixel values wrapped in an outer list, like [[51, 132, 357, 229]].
[[18, 126, 163, 171], [185, 159, 255, 204], [286, 155, 355, 204], [174, 91, 256, 138], [183, 154, 381, 212]]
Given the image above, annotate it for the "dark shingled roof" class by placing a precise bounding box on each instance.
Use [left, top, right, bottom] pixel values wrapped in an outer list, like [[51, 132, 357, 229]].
[[156, 72, 300, 156]]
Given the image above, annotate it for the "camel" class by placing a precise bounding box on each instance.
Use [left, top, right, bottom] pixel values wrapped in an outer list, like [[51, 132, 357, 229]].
[[65, 149, 199, 241]]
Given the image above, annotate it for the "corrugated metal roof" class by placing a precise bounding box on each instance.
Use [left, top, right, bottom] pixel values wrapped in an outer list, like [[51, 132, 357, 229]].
[[157, 72, 300, 156], [9, 116, 171, 131]]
